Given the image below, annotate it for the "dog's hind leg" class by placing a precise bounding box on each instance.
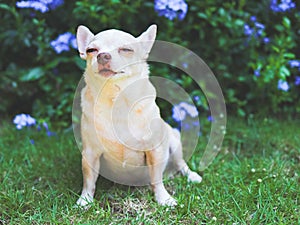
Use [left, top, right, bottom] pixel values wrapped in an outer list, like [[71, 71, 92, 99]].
[[146, 148, 177, 206], [169, 128, 202, 183]]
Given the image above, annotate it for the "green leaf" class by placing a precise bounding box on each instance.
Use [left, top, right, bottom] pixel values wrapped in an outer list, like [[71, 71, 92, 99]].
[[0, 3, 10, 11], [197, 13, 207, 19], [218, 8, 226, 17], [234, 19, 244, 27], [279, 66, 290, 78], [274, 24, 284, 32], [283, 53, 295, 59], [272, 46, 280, 53], [0, 3, 17, 17], [282, 17, 291, 29], [263, 69, 275, 83], [21, 67, 45, 81], [237, 108, 246, 117], [218, 37, 226, 47], [41, 84, 52, 92]]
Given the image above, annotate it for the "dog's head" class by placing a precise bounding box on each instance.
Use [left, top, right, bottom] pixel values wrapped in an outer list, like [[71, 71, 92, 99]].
[[76, 25, 157, 78]]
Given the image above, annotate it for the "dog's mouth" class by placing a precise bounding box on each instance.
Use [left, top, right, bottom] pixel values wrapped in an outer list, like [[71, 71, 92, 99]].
[[98, 69, 118, 77]]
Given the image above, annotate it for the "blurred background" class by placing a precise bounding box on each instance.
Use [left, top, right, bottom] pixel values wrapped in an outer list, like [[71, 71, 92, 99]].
[[1, 0, 299, 128], [1, 1, 299, 223]]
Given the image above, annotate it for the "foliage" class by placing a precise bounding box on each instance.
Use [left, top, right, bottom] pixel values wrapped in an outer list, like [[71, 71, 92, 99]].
[[0, 0, 299, 126]]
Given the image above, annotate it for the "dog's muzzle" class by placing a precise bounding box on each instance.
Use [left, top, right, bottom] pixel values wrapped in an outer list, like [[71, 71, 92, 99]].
[[97, 52, 111, 65]]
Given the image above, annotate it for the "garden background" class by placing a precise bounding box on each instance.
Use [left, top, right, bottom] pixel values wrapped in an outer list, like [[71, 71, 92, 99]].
[[0, 0, 299, 224]]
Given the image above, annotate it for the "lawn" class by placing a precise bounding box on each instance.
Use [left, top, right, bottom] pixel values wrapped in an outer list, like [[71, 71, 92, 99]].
[[0, 116, 299, 224]]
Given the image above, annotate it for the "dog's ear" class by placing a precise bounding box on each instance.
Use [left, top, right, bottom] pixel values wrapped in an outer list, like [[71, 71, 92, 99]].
[[137, 24, 157, 58], [76, 25, 94, 60]]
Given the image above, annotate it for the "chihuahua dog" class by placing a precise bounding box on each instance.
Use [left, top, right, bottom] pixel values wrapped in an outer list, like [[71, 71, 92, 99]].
[[75, 24, 202, 207]]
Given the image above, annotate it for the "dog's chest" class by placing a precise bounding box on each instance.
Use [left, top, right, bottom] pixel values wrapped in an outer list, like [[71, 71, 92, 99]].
[[82, 81, 161, 148]]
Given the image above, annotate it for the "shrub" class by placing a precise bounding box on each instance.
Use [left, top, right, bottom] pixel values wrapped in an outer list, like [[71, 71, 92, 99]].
[[0, 0, 299, 127]]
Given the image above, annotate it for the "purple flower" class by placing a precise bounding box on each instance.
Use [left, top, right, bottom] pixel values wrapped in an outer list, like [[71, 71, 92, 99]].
[[244, 24, 253, 36], [16, 0, 64, 13], [254, 22, 266, 38], [16, 1, 48, 13], [182, 122, 190, 131], [295, 76, 300, 86], [172, 105, 187, 122], [256, 29, 264, 37], [47, 0, 64, 10], [154, 0, 188, 21], [277, 80, 289, 91], [263, 37, 270, 44], [270, 0, 296, 12], [193, 96, 200, 102], [13, 114, 27, 129], [245, 21, 266, 38], [43, 121, 49, 131], [70, 38, 78, 49], [178, 102, 198, 117], [182, 62, 188, 69], [26, 116, 36, 126], [254, 69, 261, 77], [172, 102, 198, 122], [207, 116, 214, 122], [255, 22, 265, 30], [46, 131, 56, 137], [289, 60, 300, 68], [192, 120, 200, 127], [250, 16, 257, 22], [13, 114, 36, 130], [244, 19, 269, 44], [42, 122, 56, 136], [50, 32, 77, 54]]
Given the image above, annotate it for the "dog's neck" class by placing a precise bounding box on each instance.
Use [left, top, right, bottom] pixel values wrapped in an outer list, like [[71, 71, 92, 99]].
[[83, 63, 151, 103]]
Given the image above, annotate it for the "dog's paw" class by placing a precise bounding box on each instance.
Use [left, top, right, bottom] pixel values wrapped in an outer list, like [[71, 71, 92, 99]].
[[163, 197, 177, 207], [187, 171, 202, 183], [156, 194, 177, 207], [76, 194, 93, 209]]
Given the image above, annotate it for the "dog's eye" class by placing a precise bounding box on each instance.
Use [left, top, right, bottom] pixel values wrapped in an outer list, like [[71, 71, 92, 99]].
[[119, 48, 134, 53], [86, 48, 98, 54]]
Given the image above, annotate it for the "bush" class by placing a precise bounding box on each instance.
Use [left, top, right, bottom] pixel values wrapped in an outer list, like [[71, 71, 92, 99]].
[[1, 0, 299, 127]]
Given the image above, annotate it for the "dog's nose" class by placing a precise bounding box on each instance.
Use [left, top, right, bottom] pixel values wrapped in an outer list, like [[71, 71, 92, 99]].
[[97, 52, 111, 65]]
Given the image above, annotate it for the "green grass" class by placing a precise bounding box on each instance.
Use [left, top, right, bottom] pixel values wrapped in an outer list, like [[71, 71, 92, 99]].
[[0, 116, 299, 224]]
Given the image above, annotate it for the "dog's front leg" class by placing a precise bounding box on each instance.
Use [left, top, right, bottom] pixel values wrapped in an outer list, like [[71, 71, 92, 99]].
[[146, 149, 177, 206], [76, 148, 101, 208]]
